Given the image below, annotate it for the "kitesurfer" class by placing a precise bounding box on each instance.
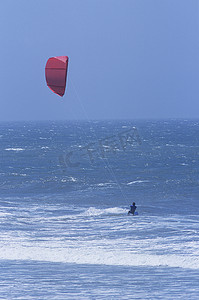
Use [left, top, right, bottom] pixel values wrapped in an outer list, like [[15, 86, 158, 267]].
[[128, 202, 137, 215]]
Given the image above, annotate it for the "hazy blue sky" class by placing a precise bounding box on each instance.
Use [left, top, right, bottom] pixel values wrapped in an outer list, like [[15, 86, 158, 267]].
[[0, 0, 198, 121]]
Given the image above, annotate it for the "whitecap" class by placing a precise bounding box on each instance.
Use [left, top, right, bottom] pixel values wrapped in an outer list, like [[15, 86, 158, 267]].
[[83, 207, 125, 216], [11, 173, 27, 177], [1, 244, 198, 270], [97, 183, 114, 187], [61, 177, 77, 183], [69, 177, 77, 182], [5, 148, 25, 151], [127, 180, 149, 185]]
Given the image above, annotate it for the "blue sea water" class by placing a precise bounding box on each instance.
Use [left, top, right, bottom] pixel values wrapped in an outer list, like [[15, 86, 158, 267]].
[[0, 120, 199, 299]]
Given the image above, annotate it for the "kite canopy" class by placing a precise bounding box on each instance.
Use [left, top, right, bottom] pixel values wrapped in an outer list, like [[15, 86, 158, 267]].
[[45, 56, 68, 97]]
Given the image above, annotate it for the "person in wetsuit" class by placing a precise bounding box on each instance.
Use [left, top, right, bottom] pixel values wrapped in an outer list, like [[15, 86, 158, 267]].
[[128, 202, 137, 215]]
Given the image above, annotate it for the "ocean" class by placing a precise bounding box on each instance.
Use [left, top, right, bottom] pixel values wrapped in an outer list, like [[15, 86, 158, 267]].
[[0, 119, 199, 299]]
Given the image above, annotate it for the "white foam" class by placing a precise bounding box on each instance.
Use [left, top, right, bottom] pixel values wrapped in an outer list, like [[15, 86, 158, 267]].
[[10, 173, 27, 177], [0, 212, 11, 217], [97, 183, 114, 187], [127, 180, 149, 185], [82, 207, 126, 216], [1, 212, 198, 270], [69, 177, 77, 182], [61, 177, 77, 183], [5, 148, 25, 151], [0, 243, 198, 270]]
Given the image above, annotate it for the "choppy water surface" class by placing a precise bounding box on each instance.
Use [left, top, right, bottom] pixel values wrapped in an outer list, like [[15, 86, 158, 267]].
[[0, 120, 199, 299]]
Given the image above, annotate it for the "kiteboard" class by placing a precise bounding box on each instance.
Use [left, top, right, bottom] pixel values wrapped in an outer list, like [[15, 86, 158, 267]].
[[128, 212, 138, 216]]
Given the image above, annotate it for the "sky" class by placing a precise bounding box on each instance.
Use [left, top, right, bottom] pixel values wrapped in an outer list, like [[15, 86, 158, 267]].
[[0, 0, 198, 121]]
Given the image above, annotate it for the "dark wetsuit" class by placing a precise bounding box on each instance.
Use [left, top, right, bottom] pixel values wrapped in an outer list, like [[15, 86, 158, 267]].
[[128, 204, 137, 215]]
